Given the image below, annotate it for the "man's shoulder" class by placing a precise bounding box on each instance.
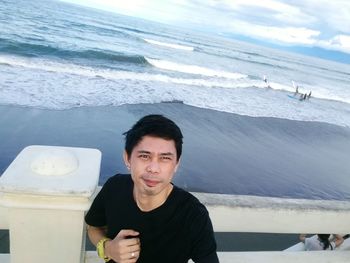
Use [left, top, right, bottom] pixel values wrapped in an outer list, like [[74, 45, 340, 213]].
[[105, 173, 131, 183], [102, 173, 132, 191], [172, 185, 207, 213], [172, 185, 197, 201]]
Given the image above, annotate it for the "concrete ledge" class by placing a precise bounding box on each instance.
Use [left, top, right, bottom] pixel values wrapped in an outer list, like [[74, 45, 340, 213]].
[[84, 251, 350, 263], [0, 254, 10, 263], [2, 251, 350, 263], [218, 251, 350, 263], [192, 193, 350, 233], [194, 192, 350, 211]]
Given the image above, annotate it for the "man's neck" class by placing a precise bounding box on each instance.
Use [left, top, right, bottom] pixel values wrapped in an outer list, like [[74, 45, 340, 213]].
[[133, 184, 173, 212]]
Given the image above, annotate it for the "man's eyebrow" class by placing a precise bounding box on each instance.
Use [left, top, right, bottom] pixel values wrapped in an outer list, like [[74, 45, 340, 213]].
[[160, 152, 174, 155], [137, 150, 151, 154], [137, 150, 174, 156]]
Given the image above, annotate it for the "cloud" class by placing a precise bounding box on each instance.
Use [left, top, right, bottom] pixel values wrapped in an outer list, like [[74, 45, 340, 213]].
[[207, 0, 350, 53], [180, 0, 320, 45], [204, 0, 316, 26], [62, 0, 350, 54], [318, 34, 350, 53], [227, 20, 320, 45], [224, 0, 303, 21], [299, 0, 350, 35]]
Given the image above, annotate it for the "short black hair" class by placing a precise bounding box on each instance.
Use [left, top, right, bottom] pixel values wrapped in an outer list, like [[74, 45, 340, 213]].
[[123, 114, 183, 161]]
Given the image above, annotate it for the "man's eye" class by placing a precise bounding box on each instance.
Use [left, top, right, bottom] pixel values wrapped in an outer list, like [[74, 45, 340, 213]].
[[161, 156, 172, 161], [139, 154, 149, 160]]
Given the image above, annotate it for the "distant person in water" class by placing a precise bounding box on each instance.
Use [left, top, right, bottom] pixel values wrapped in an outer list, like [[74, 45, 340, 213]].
[[299, 234, 344, 250], [263, 75, 267, 83], [292, 81, 299, 96], [298, 93, 308, 101], [263, 75, 271, 88], [307, 91, 312, 99], [294, 85, 299, 96]]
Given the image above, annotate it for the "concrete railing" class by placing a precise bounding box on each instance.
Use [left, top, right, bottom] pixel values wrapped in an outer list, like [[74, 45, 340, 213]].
[[0, 145, 101, 263], [1, 145, 350, 263]]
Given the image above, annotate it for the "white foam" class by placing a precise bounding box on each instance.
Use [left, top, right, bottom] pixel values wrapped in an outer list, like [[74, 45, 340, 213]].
[[1, 55, 349, 105], [146, 57, 247, 80], [1, 55, 350, 127], [144, 38, 194, 51], [256, 79, 350, 104], [0, 55, 247, 88], [0, 56, 97, 78]]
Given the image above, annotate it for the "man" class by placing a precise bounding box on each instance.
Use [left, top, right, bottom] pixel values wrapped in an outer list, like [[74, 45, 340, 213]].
[[85, 114, 219, 263]]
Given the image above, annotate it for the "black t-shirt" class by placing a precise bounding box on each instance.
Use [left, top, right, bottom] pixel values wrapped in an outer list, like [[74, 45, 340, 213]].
[[85, 174, 219, 263]]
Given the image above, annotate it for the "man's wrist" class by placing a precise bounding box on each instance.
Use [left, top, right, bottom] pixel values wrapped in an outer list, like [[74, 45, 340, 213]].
[[104, 239, 112, 259], [96, 237, 111, 262]]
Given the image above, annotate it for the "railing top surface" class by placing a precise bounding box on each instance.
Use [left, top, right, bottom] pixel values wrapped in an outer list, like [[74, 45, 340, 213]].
[[0, 145, 101, 197], [193, 192, 350, 212]]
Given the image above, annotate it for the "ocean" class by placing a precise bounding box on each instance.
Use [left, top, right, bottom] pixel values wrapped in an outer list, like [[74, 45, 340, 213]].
[[1, 0, 350, 200]]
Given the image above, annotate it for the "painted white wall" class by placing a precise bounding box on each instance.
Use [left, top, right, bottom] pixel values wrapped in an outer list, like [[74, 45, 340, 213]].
[[0, 145, 101, 263]]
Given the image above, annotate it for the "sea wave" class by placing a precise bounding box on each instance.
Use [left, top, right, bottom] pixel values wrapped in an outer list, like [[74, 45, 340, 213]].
[[1, 54, 349, 106], [0, 38, 147, 65], [1, 55, 349, 127], [145, 57, 247, 79], [144, 38, 194, 51], [0, 55, 247, 88]]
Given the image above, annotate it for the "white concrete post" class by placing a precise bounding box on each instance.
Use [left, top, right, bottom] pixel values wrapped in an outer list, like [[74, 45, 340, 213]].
[[0, 145, 101, 263]]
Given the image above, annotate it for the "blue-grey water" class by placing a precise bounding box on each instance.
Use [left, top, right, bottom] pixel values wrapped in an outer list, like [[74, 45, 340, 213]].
[[1, 0, 350, 126], [1, 0, 350, 200]]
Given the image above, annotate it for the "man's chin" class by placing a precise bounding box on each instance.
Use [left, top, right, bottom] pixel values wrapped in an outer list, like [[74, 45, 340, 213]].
[[141, 186, 161, 196]]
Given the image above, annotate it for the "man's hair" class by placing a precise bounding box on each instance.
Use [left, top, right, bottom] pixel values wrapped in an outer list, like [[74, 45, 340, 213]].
[[123, 114, 183, 161], [318, 234, 331, 250]]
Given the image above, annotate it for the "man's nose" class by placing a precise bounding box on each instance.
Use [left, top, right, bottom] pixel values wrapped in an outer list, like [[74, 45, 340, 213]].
[[146, 159, 160, 173]]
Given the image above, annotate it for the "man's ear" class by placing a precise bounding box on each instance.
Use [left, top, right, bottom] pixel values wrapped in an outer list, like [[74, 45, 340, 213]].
[[123, 150, 130, 169], [174, 158, 181, 173]]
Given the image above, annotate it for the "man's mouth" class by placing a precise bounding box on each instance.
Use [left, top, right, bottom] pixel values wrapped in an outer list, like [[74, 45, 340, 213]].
[[143, 178, 160, 187]]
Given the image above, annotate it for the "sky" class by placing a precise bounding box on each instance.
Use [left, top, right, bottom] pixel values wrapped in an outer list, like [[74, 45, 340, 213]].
[[62, 0, 350, 62]]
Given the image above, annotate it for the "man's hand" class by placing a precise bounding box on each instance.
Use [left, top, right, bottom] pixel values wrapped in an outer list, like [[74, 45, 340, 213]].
[[105, 229, 141, 263]]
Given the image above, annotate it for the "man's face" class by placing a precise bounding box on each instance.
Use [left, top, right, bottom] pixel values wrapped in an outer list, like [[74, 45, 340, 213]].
[[124, 135, 180, 197]]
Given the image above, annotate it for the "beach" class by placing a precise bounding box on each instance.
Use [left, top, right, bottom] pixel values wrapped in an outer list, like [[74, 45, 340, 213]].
[[1, 103, 350, 200]]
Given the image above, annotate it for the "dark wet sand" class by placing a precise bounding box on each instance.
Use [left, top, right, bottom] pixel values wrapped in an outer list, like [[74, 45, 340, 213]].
[[1, 103, 350, 200]]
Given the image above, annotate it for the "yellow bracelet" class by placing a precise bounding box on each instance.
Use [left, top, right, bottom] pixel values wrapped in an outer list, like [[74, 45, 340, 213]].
[[96, 237, 111, 262]]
